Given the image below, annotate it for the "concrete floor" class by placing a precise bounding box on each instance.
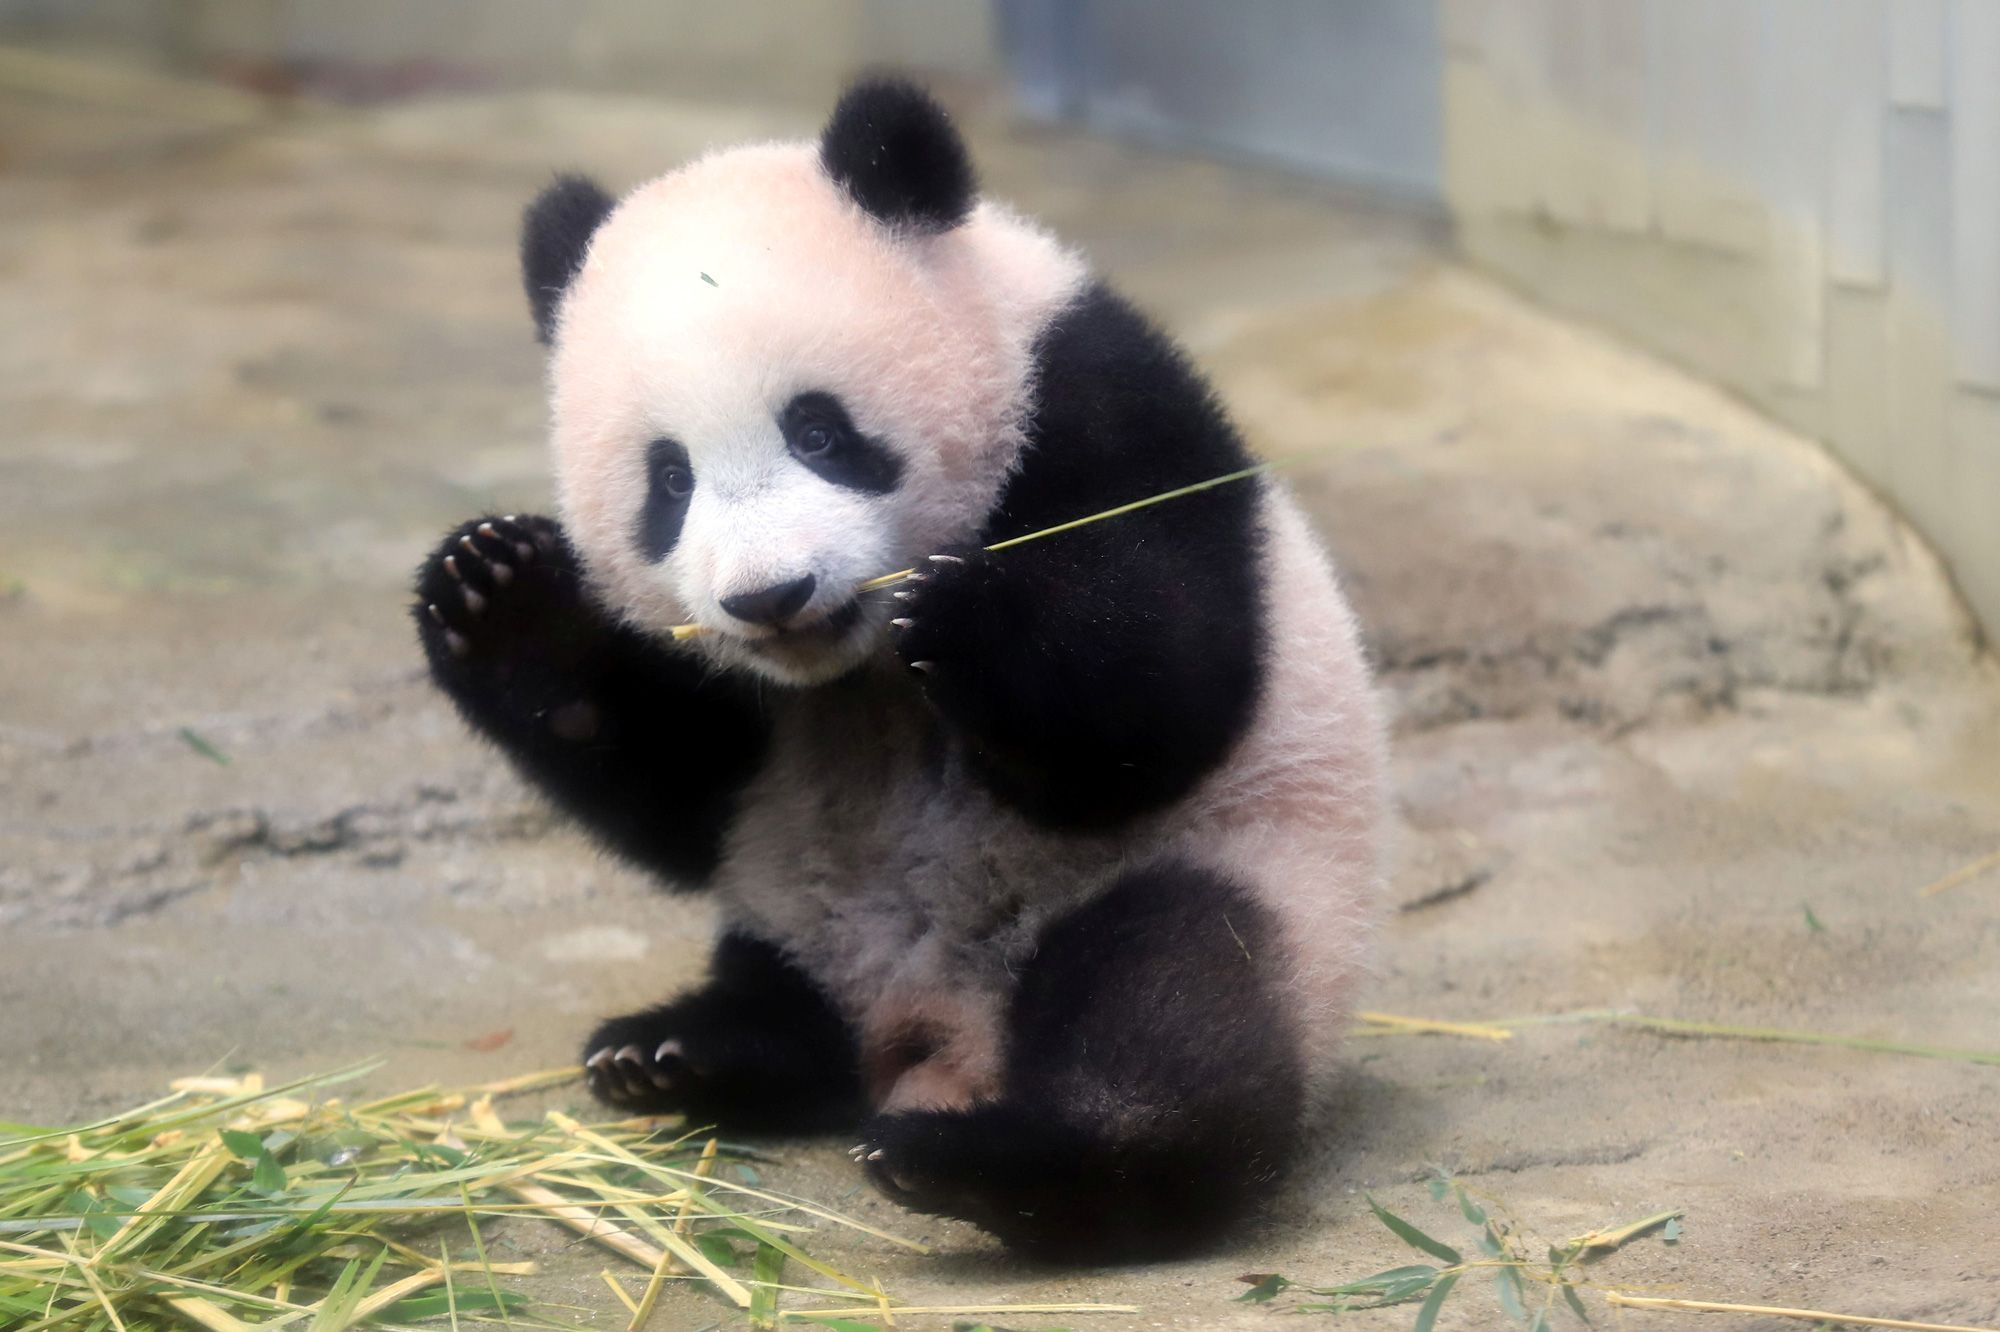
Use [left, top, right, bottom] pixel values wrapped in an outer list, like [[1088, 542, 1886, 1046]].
[[3, 55, 1999, 1331]]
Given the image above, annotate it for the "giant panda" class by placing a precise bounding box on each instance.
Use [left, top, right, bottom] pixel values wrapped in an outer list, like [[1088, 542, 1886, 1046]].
[[414, 78, 1384, 1260]]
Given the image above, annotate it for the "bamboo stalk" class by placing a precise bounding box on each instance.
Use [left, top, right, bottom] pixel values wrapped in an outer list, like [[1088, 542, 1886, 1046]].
[[628, 1138, 714, 1332], [1353, 1010, 1514, 1042], [778, 1303, 1141, 1319], [668, 446, 1346, 640], [1606, 1291, 2000, 1331], [1918, 847, 2000, 898], [498, 1178, 672, 1274]]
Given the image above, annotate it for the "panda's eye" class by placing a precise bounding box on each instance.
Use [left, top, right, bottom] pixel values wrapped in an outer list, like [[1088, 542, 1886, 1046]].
[[796, 424, 836, 457], [660, 464, 693, 499]]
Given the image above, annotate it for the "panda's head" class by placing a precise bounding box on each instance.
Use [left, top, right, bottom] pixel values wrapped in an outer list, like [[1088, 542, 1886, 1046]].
[[524, 79, 1084, 686]]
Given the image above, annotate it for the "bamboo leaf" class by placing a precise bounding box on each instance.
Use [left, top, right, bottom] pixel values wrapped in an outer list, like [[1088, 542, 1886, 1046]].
[[1413, 1273, 1459, 1332], [1495, 1266, 1528, 1323], [748, 1242, 785, 1328], [250, 1150, 286, 1196], [219, 1131, 264, 1161], [1236, 1274, 1291, 1303], [1364, 1195, 1462, 1265]]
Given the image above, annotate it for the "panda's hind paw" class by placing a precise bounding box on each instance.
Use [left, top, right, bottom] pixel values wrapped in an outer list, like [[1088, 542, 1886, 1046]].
[[582, 1026, 696, 1112]]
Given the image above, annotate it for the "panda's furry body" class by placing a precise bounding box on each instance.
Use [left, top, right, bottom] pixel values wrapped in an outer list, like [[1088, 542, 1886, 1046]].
[[415, 80, 1384, 1260]]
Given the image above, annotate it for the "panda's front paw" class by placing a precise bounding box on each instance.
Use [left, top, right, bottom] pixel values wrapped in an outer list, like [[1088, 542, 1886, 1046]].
[[413, 515, 609, 727], [889, 547, 1019, 700]]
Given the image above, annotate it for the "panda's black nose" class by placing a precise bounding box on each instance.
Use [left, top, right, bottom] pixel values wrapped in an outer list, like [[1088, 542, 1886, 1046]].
[[720, 574, 817, 628]]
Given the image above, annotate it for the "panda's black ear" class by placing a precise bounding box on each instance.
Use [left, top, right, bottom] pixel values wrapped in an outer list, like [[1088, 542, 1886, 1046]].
[[521, 174, 615, 344], [819, 78, 976, 233]]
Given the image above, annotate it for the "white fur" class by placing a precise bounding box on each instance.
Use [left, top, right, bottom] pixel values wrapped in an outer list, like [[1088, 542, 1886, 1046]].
[[543, 135, 1385, 1113]]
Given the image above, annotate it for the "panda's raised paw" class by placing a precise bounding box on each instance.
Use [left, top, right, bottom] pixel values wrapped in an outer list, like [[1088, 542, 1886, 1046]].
[[413, 513, 583, 680]]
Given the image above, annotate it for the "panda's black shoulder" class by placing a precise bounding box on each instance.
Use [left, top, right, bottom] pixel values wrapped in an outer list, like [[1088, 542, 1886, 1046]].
[[984, 281, 1256, 542]]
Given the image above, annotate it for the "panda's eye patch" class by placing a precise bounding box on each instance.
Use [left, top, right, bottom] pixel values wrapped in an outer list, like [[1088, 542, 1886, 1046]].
[[779, 391, 903, 494], [635, 436, 693, 561]]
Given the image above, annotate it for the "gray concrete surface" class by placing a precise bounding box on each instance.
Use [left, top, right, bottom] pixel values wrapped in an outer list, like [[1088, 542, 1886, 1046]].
[[3, 55, 1998, 1331]]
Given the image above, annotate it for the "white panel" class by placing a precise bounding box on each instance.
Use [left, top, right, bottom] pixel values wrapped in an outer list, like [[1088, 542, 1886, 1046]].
[[1536, 0, 1594, 225], [1951, 0, 2000, 388], [1646, 0, 1767, 253], [1440, 0, 1486, 55], [1887, 0, 1948, 108], [1759, 0, 1829, 387], [1473, 0, 1552, 216], [1885, 107, 1955, 543], [1823, 0, 1887, 287], [1826, 287, 1892, 483], [1542, 0, 1650, 231]]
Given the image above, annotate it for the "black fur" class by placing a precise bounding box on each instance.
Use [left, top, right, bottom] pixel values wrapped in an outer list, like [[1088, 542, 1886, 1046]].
[[521, 174, 615, 344], [635, 437, 695, 561], [893, 283, 1266, 828], [582, 933, 865, 1134], [859, 860, 1305, 1260], [780, 390, 905, 494], [818, 78, 975, 232], [412, 514, 766, 882]]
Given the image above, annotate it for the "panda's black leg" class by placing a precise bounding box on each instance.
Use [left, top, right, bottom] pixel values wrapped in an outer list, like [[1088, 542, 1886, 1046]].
[[857, 860, 1305, 1260], [583, 934, 865, 1135]]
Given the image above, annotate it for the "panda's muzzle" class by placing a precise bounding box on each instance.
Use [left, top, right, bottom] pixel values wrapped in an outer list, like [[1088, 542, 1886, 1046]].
[[719, 573, 817, 629], [737, 595, 866, 653]]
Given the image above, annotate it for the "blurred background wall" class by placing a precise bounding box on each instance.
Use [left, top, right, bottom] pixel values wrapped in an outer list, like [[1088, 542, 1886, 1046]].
[[1438, 0, 2000, 649], [2, 0, 1994, 640]]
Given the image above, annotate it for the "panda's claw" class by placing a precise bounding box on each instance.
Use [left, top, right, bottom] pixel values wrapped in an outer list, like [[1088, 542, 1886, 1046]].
[[585, 1046, 615, 1071], [890, 617, 914, 630], [892, 589, 915, 601], [908, 660, 935, 674], [613, 1044, 646, 1066], [444, 629, 470, 658], [927, 553, 965, 565], [461, 586, 486, 615], [443, 556, 462, 581], [426, 603, 446, 625], [865, 1148, 886, 1161]]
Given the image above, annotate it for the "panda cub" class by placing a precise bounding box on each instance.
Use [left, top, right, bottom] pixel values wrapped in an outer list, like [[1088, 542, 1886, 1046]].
[[415, 79, 1384, 1260]]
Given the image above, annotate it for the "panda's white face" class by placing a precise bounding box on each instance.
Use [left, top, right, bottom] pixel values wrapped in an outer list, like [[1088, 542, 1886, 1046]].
[[545, 144, 1084, 686]]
